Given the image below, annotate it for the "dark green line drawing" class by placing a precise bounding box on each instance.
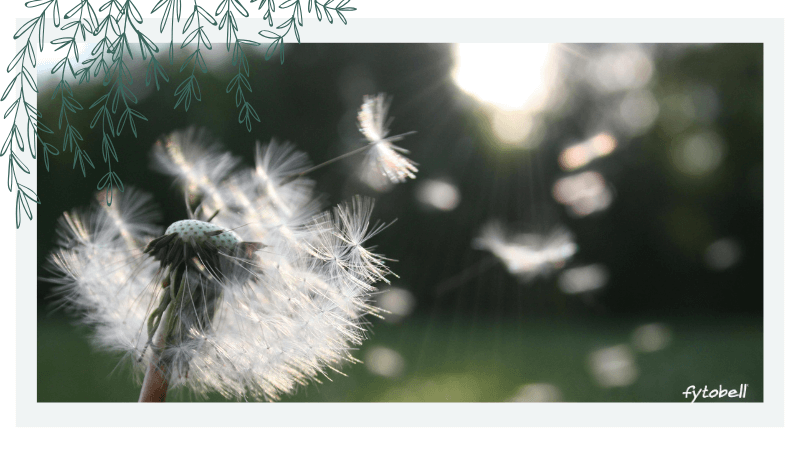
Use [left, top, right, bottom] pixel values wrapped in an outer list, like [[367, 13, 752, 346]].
[[52, 0, 99, 177], [174, 0, 216, 112], [89, 0, 163, 205], [80, 1, 116, 82], [4, 0, 60, 228], [257, 0, 355, 64], [250, 0, 275, 26], [151, 0, 182, 65], [4, 0, 356, 226], [217, 0, 261, 131]]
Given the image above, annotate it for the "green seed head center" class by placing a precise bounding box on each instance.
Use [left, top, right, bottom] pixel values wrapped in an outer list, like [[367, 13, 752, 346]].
[[165, 219, 242, 251]]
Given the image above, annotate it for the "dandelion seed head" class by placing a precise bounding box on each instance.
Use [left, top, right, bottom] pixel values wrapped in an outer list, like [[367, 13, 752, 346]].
[[165, 219, 242, 250], [48, 128, 395, 401]]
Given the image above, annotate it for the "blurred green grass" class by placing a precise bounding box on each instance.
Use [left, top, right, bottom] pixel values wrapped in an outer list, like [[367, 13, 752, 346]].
[[37, 314, 762, 402]]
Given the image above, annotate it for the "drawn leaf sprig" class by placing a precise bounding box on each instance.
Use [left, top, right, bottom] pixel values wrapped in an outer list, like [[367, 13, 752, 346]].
[[311, 0, 355, 25], [52, 0, 100, 177], [174, 1, 216, 112], [217, 0, 261, 131], [257, 0, 355, 64], [3, 0, 60, 227], [250, 0, 276, 27], [3, 0, 358, 226], [89, 0, 159, 205], [81, 1, 120, 82], [151, 0, 182, 65]]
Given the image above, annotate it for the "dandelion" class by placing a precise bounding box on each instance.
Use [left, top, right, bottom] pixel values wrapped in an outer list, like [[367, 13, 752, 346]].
[[357, 93, 418, 183], [473, 221, 578, 282], [47, 129, 395, 402]]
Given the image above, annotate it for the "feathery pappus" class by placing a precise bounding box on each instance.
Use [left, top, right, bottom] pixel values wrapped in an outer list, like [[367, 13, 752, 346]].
[[474, 221, 578, 282], [47, 129, 395, 401], [358, 93, 418, 183]]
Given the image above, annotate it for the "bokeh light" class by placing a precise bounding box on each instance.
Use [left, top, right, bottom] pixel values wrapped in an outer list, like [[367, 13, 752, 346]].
[[559, 132, 618, 171], [415, 179, 461, 211], [364, 346, 406, 378], [589, 46, 654, 93], [704, 238, 743, 271], [552, 171, 613, 217], [508, 383, 563, 402], [376, 288, 416, 323], [558, 264, 610, 294], [671, 130, 726, 177], [588, 345, 639, 388], [631, 323, 673, 353], [618, 89, 660, 135]]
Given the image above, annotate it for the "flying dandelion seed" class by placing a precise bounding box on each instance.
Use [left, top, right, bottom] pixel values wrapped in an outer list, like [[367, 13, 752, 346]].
[[473, 221, 578, 282], [358, 93, 418, 183], [47, 129, 396, 402]]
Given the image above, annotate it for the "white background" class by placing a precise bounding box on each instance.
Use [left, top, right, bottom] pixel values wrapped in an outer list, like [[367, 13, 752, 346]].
[[1, 1, 797, 447]]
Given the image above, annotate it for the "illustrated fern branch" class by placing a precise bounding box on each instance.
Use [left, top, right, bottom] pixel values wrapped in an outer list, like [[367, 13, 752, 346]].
[[217, 0, 261, 131], [174, 0, 216, 111], [52, 0, 100, 177], [250, 0, 275, 26], [89, 0, 159, 205], [81, 1, 119, 82], [257, 0, 355, 64], [3, 0, 61, 227], [152, 0, 182, 65], [310, 0, 355, 26]]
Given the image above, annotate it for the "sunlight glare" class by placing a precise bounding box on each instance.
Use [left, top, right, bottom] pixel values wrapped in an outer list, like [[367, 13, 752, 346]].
[[452, 44, 557, 112], [452, 44, 558, 147]]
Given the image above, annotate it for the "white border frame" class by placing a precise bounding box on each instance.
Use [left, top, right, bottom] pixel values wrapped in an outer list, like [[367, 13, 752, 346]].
[[14, 17, 783, 427]]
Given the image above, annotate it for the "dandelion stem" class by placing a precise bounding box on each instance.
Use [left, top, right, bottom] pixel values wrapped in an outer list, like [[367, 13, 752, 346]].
[[138, 291, 177, 402], [138, 337, 169, 401]]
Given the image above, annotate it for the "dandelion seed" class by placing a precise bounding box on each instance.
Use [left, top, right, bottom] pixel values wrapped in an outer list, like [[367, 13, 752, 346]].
[[47, 129, 395, 402], [358, 93, 418, 183], [151, 128, 239, 213], [474, 221, 577, 282]]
